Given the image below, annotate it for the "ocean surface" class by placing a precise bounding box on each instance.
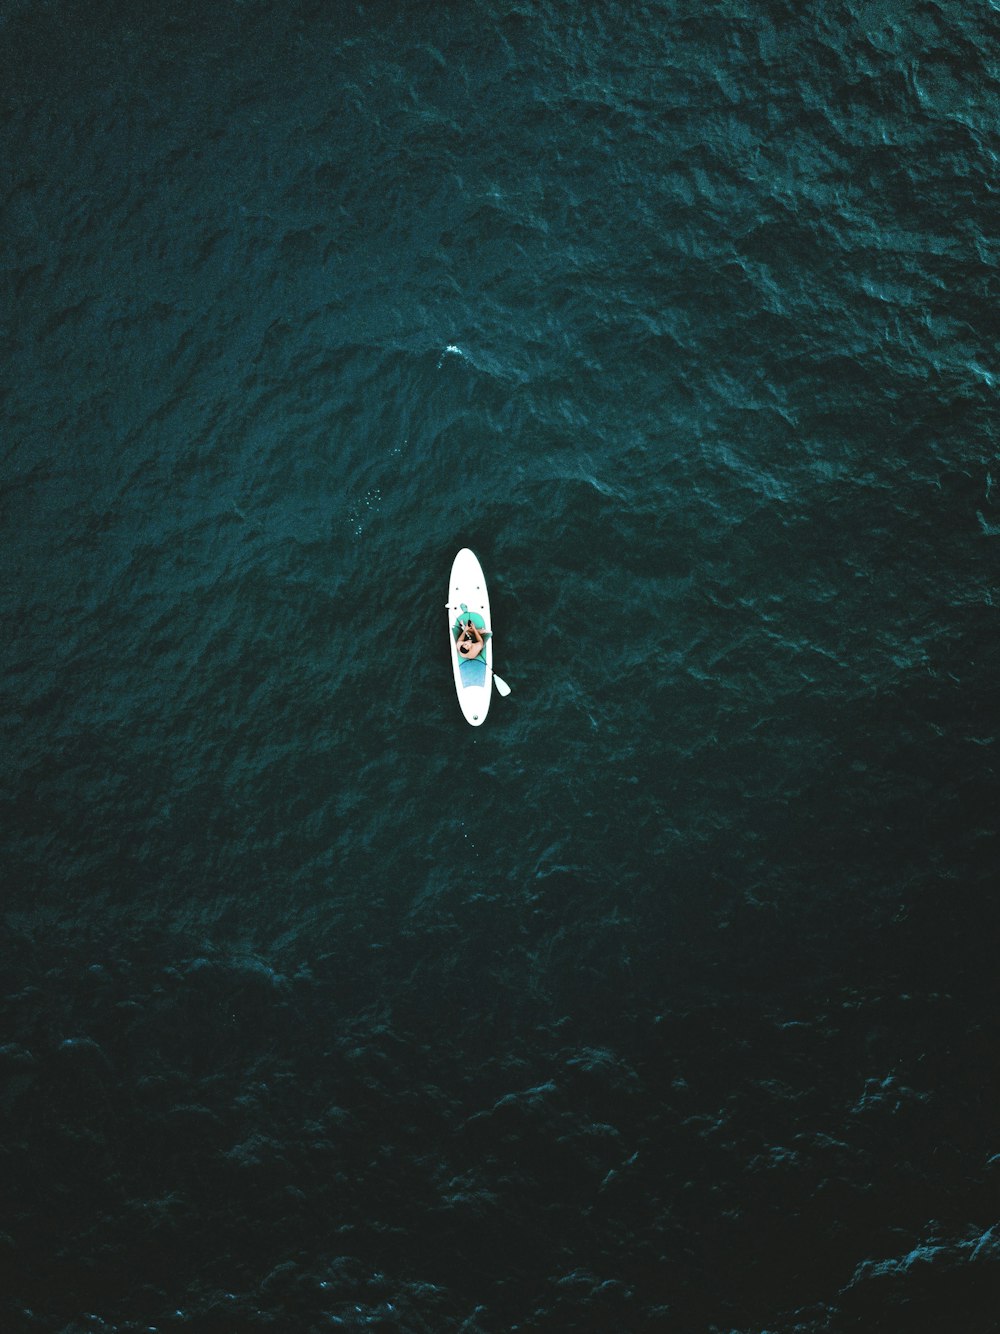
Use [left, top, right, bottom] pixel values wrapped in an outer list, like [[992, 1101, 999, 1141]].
[[2, 1, 998, 1330]]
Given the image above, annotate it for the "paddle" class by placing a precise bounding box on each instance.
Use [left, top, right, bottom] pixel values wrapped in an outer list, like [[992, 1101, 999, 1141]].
[[489, 667, 512, 697], [447, 606, 512, 697]]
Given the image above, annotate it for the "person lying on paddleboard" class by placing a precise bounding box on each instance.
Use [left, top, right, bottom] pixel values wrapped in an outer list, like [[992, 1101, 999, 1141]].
[[457, 619, 484, 661]]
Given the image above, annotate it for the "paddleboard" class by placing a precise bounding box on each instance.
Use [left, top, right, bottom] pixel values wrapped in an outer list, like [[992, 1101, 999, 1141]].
[[447, 548, 493, 726]]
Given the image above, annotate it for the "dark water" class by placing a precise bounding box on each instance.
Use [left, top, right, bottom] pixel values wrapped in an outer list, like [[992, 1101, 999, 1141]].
[[3, 1, 999, 1329]]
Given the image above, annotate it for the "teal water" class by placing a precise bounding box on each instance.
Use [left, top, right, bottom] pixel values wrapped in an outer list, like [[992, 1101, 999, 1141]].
[[3, 2, 998, 1330]]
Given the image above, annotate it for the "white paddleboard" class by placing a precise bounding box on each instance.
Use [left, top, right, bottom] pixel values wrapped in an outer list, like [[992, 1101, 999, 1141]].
[[447, 548, 493, 726]]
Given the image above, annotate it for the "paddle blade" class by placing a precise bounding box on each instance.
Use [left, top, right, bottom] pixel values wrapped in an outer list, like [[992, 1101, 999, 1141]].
[[492, 672, 511, 696]]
